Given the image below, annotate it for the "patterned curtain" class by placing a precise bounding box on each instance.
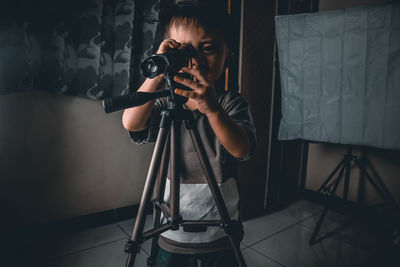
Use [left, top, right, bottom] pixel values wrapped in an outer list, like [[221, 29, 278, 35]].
[[0, 0, 166, 99]]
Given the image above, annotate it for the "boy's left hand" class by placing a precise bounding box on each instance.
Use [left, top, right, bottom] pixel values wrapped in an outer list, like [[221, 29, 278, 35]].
[[173, 67, 219, 115]]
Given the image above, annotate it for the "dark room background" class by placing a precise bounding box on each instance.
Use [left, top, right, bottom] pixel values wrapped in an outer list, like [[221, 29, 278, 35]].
[[0, 0, 399, 234]]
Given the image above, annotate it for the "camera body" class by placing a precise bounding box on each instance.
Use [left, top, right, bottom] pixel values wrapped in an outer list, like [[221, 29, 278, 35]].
[[140, 46, 196, 78]]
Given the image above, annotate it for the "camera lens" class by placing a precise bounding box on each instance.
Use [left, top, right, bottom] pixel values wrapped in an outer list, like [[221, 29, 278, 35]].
[[140, 47, 195, 78], [150, 65, 158, 73], [141, 57, 166, 78]]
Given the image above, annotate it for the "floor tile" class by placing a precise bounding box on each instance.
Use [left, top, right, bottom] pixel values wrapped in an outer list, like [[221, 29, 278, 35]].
[[278, 200, 323, 221], [301, 209, 350, 232], [241, 247, 283, 267], [40, 239, 148, 267], [37, 223, 127, 261], [243, 200, 322, 246], [301, 210, 393, 250], [11, 199, 393, 267], [251, 223, 369, 267], [361, 244, 400, 267], [117, 214, 154, 236]]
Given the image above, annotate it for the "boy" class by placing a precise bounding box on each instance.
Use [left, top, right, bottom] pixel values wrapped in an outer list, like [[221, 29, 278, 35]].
[[122, 1, 256, 266]]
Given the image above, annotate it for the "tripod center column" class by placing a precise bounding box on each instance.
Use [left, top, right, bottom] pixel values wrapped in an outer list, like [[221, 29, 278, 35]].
[[169, 110, 183, 230]]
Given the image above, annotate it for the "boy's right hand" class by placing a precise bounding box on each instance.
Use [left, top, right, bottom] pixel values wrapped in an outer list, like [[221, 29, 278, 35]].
[[138, 39, 182, 92]]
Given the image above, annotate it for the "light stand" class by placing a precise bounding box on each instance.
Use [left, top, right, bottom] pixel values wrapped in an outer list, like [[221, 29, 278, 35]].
[[309, 145, 400, 244]]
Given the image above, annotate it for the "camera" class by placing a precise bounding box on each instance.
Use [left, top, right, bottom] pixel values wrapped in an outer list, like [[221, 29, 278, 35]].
[[102, 46, 196, 113], [140, 46, 196, 78]]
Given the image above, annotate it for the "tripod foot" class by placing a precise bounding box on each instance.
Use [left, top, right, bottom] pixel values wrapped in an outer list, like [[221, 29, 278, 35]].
[[125, 238, 141, 254]]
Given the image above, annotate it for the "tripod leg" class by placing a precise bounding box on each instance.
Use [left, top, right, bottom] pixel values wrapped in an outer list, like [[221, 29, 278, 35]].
[[310, 162, 346, 244], [353, 157, 400, 212], [147, 137, 170, 267], [343, 147, 353, 201], [186, 123, 246, 267], [318, 159, 344, 193], [169, 119, 182, 228], [127, 126, 170, 267]]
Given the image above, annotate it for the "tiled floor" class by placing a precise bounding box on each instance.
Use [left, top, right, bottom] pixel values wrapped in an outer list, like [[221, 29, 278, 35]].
[[8, 200, 400, 267]]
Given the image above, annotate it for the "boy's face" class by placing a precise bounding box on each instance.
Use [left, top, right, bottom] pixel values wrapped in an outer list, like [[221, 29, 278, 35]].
[[168, 24, 229, 85]]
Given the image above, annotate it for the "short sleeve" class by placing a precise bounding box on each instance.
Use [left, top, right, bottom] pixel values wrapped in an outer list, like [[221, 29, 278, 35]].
[[219, 91, 257, 161]]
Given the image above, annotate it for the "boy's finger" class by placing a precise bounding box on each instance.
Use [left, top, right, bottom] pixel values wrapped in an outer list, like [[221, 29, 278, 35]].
[[161, 39, 181, 48], [180, 67, 209, 85], [174, 88, 198, 99], [169, 40, 181, 47], [174, 75, 202, 91], [162, 38, 179, 45], [158, 39, 181, 53]]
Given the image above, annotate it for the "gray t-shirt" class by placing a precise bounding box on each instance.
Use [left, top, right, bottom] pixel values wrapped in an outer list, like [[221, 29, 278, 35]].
[[129, 90, 256, 254]]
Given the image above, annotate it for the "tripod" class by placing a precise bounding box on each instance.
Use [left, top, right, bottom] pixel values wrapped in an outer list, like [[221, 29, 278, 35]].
[[124, 76, 247, 267], [309, 145, 400, 244]]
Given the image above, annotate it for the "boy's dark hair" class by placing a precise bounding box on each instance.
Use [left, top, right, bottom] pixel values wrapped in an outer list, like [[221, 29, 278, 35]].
[[162, 0, 233, 49]]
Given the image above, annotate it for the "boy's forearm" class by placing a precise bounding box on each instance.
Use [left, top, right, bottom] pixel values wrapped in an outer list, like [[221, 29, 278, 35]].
[[122, 76, 165, 132], [122, 101, 155, 132], [206, 105, 251, 159]]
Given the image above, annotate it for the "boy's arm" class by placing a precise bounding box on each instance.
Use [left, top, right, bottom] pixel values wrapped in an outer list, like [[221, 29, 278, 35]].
[[122, 39, 182, 132], [206, 107, 252, 159], [174, 67, 252, 159], [122, 76, 164, 132]]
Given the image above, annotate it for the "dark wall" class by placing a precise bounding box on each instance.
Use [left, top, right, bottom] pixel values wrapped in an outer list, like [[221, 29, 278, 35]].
[[239, 0, 277, 219]]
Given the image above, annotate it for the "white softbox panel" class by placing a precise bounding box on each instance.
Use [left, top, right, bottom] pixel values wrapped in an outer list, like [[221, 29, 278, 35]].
[[275, 3, 400, 150]]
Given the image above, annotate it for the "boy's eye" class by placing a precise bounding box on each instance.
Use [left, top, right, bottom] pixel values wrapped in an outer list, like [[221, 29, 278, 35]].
[[202, 46, 216, 53]]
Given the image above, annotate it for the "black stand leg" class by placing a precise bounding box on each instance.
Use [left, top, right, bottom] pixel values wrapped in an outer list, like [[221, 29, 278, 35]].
[[354, 156, 400, 213], [309, 160, 346, 244]]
